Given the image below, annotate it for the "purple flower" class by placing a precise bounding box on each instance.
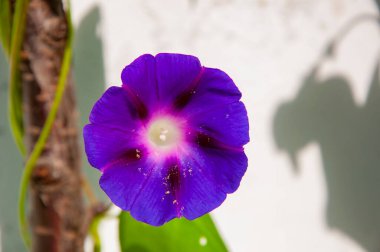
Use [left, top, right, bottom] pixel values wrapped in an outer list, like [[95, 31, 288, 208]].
[[83, 53, 249, 226]]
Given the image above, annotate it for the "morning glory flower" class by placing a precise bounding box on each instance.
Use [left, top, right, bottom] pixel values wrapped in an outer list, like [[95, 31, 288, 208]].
[[83, 53, 249, 226]]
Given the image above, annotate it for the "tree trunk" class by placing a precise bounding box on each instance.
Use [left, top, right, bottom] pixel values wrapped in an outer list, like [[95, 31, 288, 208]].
[[20, 0, 86, 251]]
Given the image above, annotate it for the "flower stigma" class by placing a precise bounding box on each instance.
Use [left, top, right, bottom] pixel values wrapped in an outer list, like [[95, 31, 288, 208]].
[[147, 117, 183, 152]]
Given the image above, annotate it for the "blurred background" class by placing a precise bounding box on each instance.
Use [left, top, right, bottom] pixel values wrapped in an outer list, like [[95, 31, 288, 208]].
[[1, 0, 379, 251]]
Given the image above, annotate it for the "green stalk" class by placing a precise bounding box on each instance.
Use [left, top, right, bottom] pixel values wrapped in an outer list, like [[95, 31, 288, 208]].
[[89, 214, 103, 252], [0, 0, 12, 57], [9, 0, 29, 156], [17, 1, 73, 247]]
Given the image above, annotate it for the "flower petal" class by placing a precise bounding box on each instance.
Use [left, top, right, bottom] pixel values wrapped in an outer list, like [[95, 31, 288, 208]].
[[100, 158, 178, 226], [188, 101, 249, 147], [178, 146, 247, 220], [99, 158, 153, 212], [180, 67, 242, 116], [121, 54, 157, 116], [89, 86, 142, 131], [155, 53, 202, 107], [129, 165, 178, 226], [198, 147, 248, 194], [177, 153, 223, 220], [83, 124, 142, 169]]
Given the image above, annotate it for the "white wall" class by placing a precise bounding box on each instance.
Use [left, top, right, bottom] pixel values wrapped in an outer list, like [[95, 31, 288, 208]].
[[72, 1, 380, 251]]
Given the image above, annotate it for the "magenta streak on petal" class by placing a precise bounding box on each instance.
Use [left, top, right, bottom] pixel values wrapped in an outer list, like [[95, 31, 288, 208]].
[[193, 131, 244, 153], [100, 148, 143, 173], [173, 67, 205, 109], [122, 84, 149, 119], [166, 162, 182, 217]]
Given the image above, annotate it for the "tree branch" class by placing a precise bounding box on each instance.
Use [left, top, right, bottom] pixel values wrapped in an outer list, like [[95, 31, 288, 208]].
[[20, 0, 86, 251]]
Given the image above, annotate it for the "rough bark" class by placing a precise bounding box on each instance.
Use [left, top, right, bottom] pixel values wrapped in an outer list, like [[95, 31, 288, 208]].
[[20, 0, 86, 251]]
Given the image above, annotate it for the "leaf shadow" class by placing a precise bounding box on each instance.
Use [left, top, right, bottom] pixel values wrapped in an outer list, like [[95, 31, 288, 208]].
[[73, 5, 107, 200], [273, 45, 380, 252], [0, 48, 25, 252]]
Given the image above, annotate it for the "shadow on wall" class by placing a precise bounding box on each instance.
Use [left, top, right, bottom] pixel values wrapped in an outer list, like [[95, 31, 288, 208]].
[[273, 41, 380, 252], [0, 5, 106, 251], [0, 46, 24, 252], [73, 5, 107, 200]]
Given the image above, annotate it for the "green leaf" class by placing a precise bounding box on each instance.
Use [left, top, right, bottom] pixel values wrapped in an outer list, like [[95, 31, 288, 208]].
[[119, 211, 228, 252], [0, 0, 12, 57]]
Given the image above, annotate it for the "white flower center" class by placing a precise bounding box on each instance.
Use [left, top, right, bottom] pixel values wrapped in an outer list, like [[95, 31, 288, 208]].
[[147, 117, 182, 150]]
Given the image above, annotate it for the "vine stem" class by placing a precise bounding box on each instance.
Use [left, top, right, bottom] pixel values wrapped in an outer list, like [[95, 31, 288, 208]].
[[9, 0, 29, 156], [82, 176, 99, 206], [17, 0, 73, 247]]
